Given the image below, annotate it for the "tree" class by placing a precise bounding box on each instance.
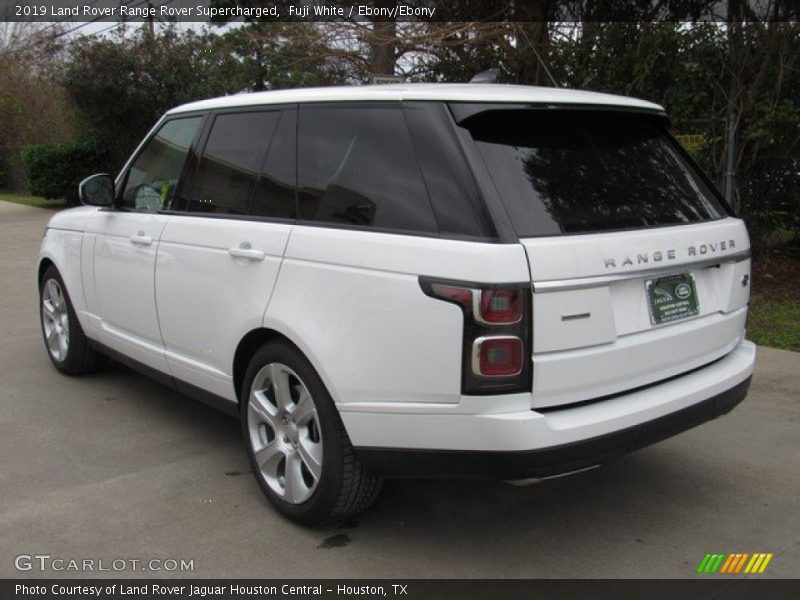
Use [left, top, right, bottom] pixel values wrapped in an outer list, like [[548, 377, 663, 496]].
[[0, 23, 77, 191], [61, 26, 248, 173], [218, 22, 360, 90]]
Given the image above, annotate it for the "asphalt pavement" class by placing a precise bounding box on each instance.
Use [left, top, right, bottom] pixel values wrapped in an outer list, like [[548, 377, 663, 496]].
[[1, 200, 798, 579]]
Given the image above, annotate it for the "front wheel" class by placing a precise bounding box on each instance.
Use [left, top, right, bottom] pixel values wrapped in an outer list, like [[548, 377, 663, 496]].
[[39, 265, 106, 375], [241, 341, 382, 524]]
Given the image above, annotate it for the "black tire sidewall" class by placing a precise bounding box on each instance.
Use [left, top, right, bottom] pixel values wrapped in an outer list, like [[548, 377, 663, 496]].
[[240, 341, 346, 525]]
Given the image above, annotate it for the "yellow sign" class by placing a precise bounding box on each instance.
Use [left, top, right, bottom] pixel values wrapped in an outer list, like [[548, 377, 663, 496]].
[[675, 134, 706, 152]]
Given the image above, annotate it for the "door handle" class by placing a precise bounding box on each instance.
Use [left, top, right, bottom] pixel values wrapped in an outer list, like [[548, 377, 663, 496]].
[[229, 242, 265, 261], [130, 232, 153, 246]]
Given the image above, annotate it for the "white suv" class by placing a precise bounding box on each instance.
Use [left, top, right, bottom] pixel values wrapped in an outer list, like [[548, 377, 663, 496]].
[[38, 84, 755, 524]]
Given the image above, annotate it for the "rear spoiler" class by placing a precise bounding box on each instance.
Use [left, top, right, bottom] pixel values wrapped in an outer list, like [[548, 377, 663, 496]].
[[449, 102, 669, 125]]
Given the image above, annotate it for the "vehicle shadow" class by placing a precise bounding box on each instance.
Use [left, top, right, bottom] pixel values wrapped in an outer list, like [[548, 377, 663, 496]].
[[343, 449, 722, 576]]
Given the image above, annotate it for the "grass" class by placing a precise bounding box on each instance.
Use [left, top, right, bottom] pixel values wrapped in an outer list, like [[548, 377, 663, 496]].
[[747, 293, 800, 353], [0, 193, 65, 209]]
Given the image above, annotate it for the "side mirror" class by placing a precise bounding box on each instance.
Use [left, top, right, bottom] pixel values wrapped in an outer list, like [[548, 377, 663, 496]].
[[79, 173, 115, 207]]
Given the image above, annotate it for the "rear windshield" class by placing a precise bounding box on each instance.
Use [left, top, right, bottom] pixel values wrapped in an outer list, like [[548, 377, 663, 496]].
[[461, 108, 725, 237]]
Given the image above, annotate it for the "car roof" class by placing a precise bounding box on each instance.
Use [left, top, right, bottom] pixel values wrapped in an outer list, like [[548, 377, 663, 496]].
[[167, 83, 665, 115]]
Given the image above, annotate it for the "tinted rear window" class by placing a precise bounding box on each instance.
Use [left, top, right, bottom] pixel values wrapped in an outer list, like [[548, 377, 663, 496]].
[[297, 104, 438, 234], [463, 109, 725, 237], [189, 111, 280, 215]]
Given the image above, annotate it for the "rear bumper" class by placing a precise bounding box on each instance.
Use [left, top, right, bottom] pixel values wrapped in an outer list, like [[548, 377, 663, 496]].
[[348, 339, 756, 479], [356, 376, 750, 479]]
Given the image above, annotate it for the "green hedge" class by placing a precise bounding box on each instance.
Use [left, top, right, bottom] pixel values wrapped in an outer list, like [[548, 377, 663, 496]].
[[21, 139, 107, 205]]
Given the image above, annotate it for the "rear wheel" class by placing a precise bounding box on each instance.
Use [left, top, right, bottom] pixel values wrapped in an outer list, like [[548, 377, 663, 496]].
[[39, 265, 106, 375], [241, 341, 382, 524]]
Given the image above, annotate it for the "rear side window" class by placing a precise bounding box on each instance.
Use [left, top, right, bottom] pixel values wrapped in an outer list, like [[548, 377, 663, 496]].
[[297, 104, 438, 234], [122, 117, 202, 211], [463, 109, 725, 237], [403, 102, 495, 239], [189, 111, 280, 215], [250, 108, 297, 219]]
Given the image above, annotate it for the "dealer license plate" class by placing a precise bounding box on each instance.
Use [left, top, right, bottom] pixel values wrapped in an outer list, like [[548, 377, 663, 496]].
[[646, 273, 699, 325]]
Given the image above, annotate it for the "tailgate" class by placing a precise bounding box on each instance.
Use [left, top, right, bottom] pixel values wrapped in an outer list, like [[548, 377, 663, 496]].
[[523, 218, 751, 409]]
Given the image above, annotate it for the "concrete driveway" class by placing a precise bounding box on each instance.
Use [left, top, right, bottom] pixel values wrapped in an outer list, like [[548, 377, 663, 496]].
[[1, 200, 798, 579]]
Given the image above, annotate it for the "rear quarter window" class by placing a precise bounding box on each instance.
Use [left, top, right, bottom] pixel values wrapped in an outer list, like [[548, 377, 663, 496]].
[[297, 103, 439, 234]]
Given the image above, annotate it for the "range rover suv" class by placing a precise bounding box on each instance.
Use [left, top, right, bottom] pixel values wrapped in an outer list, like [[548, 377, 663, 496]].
[[37, 84, 755, 524]]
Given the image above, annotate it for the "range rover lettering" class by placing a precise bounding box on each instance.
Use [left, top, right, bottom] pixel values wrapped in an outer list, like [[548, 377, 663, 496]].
[[37, 84, 756, 524]]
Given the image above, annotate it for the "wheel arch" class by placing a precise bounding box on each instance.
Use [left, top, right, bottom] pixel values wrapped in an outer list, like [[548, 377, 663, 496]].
[[37, 257, 56, 287], [233, 327, 333, 407]]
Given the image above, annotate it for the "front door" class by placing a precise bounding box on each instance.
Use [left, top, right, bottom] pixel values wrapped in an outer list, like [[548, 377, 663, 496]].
[[88, 115, 204, 373]]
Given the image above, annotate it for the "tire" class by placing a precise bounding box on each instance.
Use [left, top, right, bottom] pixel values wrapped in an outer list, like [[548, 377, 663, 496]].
[[39, 265, 106, 375], [241, 341, 382, 525]]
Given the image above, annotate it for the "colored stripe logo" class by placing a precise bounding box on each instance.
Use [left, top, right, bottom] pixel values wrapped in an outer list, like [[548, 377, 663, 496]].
[[697, 552, 773, 574]]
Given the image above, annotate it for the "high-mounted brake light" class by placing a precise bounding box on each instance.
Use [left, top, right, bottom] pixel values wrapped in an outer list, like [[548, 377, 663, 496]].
[[420, 278, 531, 395]]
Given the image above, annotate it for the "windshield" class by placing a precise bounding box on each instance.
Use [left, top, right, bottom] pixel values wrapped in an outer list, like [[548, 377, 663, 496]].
[[461, 108, 726, 237]]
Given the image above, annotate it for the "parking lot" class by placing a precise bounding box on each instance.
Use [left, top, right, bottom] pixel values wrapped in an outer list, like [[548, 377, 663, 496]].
[[1, 200, 798, 579]]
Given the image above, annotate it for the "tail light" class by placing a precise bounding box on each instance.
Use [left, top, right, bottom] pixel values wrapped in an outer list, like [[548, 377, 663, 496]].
[[473, 336, 523, 377], [477, 289, 523, 324], [420, 277, 531, 395]]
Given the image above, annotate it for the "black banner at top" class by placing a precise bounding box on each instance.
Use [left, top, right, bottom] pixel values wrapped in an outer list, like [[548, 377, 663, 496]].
[[1, 0, 799, 23]]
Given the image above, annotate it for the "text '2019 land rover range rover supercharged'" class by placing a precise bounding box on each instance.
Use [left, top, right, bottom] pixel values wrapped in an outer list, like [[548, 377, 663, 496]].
[[38, 84, 755, 524]]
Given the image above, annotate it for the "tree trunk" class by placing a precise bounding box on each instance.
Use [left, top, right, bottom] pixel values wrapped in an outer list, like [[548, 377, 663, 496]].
[[725, 0, 742, 212], [370, 0, 396, 75]]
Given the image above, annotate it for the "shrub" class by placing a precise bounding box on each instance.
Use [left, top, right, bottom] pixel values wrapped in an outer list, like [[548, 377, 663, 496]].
[[21, 139, 107, 205]]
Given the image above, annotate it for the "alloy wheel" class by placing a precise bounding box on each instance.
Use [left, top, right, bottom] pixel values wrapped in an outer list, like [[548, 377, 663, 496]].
[[41, 279, 70, 362], [247, 363, 323, 504]]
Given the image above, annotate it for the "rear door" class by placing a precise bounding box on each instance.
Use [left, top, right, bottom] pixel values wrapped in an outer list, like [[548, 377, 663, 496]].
[[461, 107, 751, 408], [154, 107, 296, 402]]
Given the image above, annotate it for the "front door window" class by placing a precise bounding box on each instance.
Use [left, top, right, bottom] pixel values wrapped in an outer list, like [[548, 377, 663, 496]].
[[121, 116, 202, 211]]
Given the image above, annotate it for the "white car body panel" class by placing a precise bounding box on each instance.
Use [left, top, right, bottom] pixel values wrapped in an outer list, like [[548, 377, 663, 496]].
[[265, 226, 531, 406], [155, 216, 293, 402], [85, 210, 171, 373]]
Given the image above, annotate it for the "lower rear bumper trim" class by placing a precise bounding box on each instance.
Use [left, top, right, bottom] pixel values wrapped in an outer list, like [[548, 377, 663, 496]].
[[354, 376, 751, 480]]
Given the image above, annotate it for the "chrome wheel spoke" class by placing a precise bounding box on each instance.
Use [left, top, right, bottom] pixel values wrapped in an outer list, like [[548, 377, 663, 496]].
[[42, 299, 56, 320], [46, 328, 59, 353], [58, 334, 69, 358], [45, 280, 58, 303], [284, 453, 311, 504], [250, 389, 279, 429], [254, 440, 284, 476], [297, 436, 322, 481], [268, 363, 293, 413], [292, 390, 316, 426]]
